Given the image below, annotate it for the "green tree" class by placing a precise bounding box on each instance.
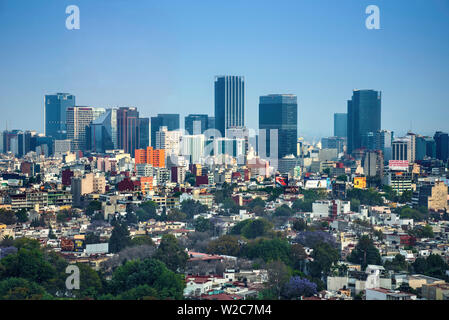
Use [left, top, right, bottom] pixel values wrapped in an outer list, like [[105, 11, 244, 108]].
[[248, 198, 266, 211], [74, 263, 103, 299], [181, 199, 208, 219], [108, 258, 185, 299], [85, 232, 101, 245], [0, 247, 57, 288], [154, 234, 188, 272], [48, 225, 56, 240], [384, 254, 408, 272], [108, 222, 131, 253], [0, 278, 50, 300], [346, 188, 384, 206], [350, 199, 361, 212], [274, 205, 293, 217], [413, 254, 448, 279], [231, 218, 273, 239], [347, 235, 381, 270], [242, 238, 292, 265], [136, 201, 158, 222], [0, 209, 17, 225], [207, 235, 240, 256], [0, 235, 15, 247], [15, 209, 28, 223], [409, 225, 434, 238], [308, 242, 340, 278], [399, 190, 413, 203], [117, 285, 159, 300], [399, 207, 427, 221], [167, 209, 187, 222], [86, 200, 102, 216], [193, 217, 212, 232], [292, 218, 308, 232], [130, 235, 154, 247], [222, 198, 240, 214], [241, 219, 273, 239], [30, 216, 46, 228]]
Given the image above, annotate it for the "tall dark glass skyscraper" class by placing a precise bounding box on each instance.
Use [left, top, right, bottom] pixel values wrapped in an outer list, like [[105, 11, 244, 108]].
[[185, 114, 209, 135], [434, 131, 449, 162], [44, 93, 75, 139], [139, 118, 150, 149], [150, 114, 180, 147], [117, 107, 140, 156], [347, 89, 381, 154], [334, 113, 347, 137], [259, 94, 297, 159], [90, 108, 118, 153], [214, 76, 245, 137]]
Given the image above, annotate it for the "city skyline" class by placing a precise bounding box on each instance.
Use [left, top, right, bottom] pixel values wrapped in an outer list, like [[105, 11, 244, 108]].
[[1, 0, 449, 139]]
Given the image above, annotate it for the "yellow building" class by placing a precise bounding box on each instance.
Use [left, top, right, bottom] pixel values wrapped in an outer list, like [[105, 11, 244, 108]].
[[354, 177, 367, 189]]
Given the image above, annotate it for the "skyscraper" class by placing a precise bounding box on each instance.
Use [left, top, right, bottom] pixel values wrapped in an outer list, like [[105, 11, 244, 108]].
[[90, 108, 118, 153], [259, 94, 298, 160], [181, 134, 205, 164], [334, 113, 347, 138], [214, 76, 245, 137], [155, 126, 181, 157], [434, 131, 449, 162], [208, 117, 215, 131], [347, 90, 381, 154], [424, 137, 436, 159], [67, 107, 95, 152], [376, 130, 394, 162], [185, 114, 209, 135], [139, 118, 150, 149], [117, 107, 140, 156], [44, 93, 76, 139], [392, 137, 413, 163], [150, 114, 180, 148]]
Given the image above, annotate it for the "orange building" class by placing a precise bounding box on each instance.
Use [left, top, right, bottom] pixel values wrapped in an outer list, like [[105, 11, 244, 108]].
[[134, 146, 165, 168], [140, 176, 154, 195]]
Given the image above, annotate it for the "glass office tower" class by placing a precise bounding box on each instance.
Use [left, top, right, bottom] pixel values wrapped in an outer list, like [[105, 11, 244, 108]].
[[185, 114, 209, 135], [259, 94, 298, 159], [90, 108, 118, 153], [214, 76, 245, 137], [434, 131, 449, 162], [334, 113, 347, 138], [117, 107, 140, 156], [347, 89, 381, 154], [44, 93, 76, 139]]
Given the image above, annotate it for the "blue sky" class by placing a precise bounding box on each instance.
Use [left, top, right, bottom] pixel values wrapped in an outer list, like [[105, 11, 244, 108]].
[[1, 0, 449, 140]]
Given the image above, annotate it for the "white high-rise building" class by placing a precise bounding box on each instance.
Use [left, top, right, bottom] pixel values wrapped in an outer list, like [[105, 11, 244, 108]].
[[156, 126, 182, 156], [67, 107, 95, 152], [392, 135, 415, 163], [181, 134, 205, 164]]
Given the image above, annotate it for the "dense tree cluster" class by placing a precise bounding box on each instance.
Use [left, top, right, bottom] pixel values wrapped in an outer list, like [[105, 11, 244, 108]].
[[0, 237, 186, 300]]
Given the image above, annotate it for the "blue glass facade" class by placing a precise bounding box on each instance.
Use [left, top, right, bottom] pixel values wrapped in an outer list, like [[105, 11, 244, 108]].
[[185, 114, 209, 135], [347, 90, 381, 154], [259, 94, 297, 159], [334, 113, 347, 138], [434, 131, 449, 162], [44, 93, 75, 139]]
